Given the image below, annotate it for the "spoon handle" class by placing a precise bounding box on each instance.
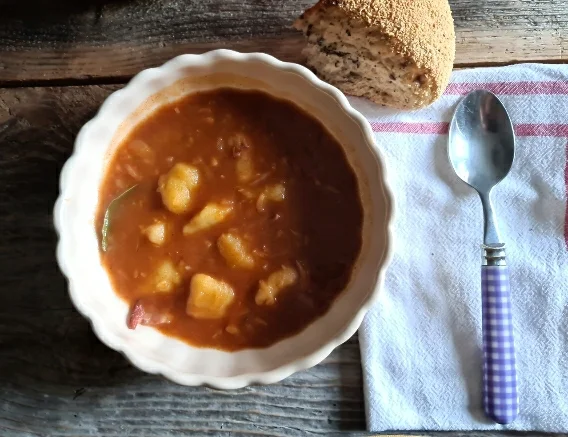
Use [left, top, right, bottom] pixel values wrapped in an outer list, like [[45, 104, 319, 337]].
[[481, 264, 518, 424]]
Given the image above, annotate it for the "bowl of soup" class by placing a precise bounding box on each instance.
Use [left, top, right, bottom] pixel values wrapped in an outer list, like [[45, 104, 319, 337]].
[[54, 50, 393, 388]]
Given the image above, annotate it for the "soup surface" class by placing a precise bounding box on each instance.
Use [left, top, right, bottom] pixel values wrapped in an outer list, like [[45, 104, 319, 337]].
[[96, 88, 363, 350]]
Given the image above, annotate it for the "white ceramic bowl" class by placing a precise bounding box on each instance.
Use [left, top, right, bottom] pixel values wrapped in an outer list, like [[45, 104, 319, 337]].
[[54, 50, 394, 389]]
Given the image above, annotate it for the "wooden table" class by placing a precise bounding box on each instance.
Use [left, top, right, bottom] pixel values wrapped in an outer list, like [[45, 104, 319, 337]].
[[0, 1, 566, 435]]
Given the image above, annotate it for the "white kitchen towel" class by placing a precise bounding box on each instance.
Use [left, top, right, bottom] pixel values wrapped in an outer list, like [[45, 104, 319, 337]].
[[356, 63, 568, 432]]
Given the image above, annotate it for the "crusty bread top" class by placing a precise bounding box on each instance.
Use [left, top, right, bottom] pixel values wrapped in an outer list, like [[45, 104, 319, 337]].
[[300, 0, 455, 100]]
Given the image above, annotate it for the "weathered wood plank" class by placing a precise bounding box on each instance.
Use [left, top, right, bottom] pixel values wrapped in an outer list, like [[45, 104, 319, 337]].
[[0, 0, 566, 84]]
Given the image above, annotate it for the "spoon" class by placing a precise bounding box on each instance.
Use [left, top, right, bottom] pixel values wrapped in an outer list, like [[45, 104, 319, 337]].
[[448, 90, 518, 424]]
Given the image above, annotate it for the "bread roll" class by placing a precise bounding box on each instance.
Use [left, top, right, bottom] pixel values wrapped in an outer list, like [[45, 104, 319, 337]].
[[294, 0, 456, 109]]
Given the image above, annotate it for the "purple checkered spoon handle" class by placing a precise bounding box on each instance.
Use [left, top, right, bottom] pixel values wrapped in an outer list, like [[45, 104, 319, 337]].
[[481, 246, 518, 424]]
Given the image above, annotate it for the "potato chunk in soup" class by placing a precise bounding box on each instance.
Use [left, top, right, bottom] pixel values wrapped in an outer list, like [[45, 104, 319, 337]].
[[158, 163, 200, 214], [187, 274, 235, 320], [217, 233, 255, 269], [183, 202, 233, 235], [150, 260, 182, 293], [256, 183, 286, 213], [255, 265, 298, 306], [236, 150, 254, 183], [143, 221, 167, 246]]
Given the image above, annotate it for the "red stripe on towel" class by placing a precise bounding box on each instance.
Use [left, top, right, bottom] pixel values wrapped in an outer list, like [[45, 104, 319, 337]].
[[370, 122, 568, 137], [565, 141, 568, 249], [514, 124, 568, 137], [444, 81, 568, 96]]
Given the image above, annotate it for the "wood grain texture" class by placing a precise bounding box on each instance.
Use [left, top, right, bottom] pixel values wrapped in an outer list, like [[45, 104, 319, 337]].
[[0, 0, 567, 84]]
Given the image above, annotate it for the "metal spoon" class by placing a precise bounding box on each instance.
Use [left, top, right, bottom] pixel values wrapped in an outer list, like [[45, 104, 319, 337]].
[[448, 90, 518, 424]]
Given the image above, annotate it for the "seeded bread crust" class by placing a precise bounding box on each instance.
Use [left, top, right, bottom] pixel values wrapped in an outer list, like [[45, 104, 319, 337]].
[[294, 0, 455, 109]]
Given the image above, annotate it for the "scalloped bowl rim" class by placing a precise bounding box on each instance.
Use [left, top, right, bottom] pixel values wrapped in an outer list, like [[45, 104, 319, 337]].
[[53, 49, 395, 389]]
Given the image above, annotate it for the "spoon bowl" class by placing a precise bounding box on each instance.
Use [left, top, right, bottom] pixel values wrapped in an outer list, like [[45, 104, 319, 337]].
[[449, 90, 515, 193]]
